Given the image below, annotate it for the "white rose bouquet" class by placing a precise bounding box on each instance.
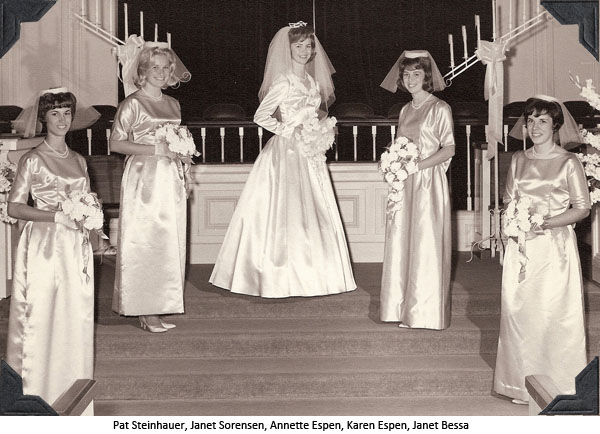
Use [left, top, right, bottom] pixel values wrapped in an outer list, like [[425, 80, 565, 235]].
[[293, 112, 337, 164], [0, 161, 17, 224], [154, 123, 200, 165], [61, 191, 106, 233], [378, 136, 420, 216], [503, 195, 547, 282], [577, 129, 600, 204]]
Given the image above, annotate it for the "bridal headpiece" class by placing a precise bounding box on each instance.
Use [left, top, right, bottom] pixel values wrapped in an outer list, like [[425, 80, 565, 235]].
[[380, 50, 445, 93]]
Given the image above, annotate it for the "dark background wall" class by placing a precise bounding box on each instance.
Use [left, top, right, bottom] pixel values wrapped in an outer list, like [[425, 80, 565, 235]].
[[118, 0, 493, 119]]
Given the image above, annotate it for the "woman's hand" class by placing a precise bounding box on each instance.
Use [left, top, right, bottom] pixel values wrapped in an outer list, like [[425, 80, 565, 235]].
[[154, 140, 177, 160], [54, 211, 79, 230]]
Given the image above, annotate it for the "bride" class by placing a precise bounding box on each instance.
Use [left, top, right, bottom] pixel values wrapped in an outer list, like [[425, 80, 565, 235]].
[[210, 22, 356, 298]]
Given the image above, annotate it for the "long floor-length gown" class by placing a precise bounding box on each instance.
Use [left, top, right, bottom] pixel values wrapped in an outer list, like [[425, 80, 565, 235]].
[[210, 73, 356, 297], [112, 91, 186, 315], [5, 147, 94, 405], [494, 147, 589, 401], [380, 96, 454, 329]]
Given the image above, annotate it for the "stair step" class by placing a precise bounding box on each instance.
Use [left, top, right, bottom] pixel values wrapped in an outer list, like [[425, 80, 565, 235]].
[[93, 355, 498, 400]]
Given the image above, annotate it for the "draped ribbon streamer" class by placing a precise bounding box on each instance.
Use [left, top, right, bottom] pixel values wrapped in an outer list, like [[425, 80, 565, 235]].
[[476, 40, 508, 160]]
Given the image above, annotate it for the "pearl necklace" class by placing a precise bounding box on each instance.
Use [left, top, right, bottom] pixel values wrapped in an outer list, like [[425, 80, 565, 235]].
[[411, 93, 433, 109], [43, 140, 69, 158], [141, 87, 163, 101], [531, 144, 555, 158]]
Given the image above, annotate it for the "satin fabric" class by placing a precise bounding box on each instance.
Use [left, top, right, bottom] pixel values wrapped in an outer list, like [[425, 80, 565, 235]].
[[111, 91, 186, 315], [210, 73, 356, 298], [380, 97, 454, 329], [494, 147, 590, 401], [5, 147, 94, 405]]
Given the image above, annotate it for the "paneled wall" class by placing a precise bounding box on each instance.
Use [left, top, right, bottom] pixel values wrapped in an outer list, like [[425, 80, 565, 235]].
[[0, 0, 118, 108]]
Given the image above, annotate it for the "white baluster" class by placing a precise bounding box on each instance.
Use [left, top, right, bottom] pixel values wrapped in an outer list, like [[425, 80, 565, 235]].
[[371, 125, 377, 162], [139, 11, 144, 39], [87, 129, 93, 155], [503, 124, 509, 152], [239, 127, 244, 163], [124, 3, 128, 39], [391, 125, 396, 142], [106, 128, 111, 155], [220, 127, 225, 163], [201, 127, 206, 163], [352, 125, 358, 162], [466, 125, 472, 211], [258, 127, 263, 151], [522, 124, 527, 150]]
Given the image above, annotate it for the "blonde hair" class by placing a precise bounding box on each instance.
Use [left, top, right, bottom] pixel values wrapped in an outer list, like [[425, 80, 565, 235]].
[[135, 46, 177, 89]]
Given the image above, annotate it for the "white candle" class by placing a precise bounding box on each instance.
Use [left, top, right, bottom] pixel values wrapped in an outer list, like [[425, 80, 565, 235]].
[[462, 25, 468, 59], [109, 0, 113, 35], [140, 11, 144, 39], [155, 23, 158, 42], [475, 15, 481, 47], [124, 3, 128, 39], [167, 32, 171, 48], [509, 0, 513, 30], [448, 34, 455, 69], [95, 0, 99, 25], [492, 0, 497, 41]]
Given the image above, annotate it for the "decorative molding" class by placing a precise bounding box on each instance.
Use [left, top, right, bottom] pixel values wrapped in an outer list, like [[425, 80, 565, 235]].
[[0, 0, 56, 59], [0, 360, 57, 415], [541, 0, 599, 60]]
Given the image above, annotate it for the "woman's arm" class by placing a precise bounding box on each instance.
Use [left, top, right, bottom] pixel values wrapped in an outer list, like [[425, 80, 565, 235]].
[[541, 208, 589, 229], [417, 102, 455, 170], [418, 145, 455, 170], [7, 202, 54, 222], [254, 75, 292, 137], [109, 139, 157, 156]]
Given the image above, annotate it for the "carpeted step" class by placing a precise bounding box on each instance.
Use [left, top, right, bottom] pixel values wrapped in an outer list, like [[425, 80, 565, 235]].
[[92, 355, 498, 401], [94, 395, 528, 416]]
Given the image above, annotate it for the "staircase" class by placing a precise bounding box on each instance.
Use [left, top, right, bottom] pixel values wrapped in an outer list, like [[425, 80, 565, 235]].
[[1, 254, 599, 416]]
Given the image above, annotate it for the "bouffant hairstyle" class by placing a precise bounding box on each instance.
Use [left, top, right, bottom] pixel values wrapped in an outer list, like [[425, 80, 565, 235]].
[[135, 46, 177, 89], [37, 91, 77, 123], [288, 25, 317, 63], [396, 56, 434, 93], [523, 97, 564, 132]]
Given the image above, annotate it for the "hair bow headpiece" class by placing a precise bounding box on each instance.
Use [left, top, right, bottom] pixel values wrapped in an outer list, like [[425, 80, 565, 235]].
[[289, 21, 307, 28]]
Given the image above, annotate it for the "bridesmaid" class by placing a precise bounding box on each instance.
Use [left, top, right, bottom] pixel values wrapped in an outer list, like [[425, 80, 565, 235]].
[[5, 88, 94, 407], [494, 96, 589, 404], [379, 50, 455, 329], [111, 44, 187, 332]]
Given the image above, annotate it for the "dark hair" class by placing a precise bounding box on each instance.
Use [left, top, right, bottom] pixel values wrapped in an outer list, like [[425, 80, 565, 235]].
[[288, 25, 317, 63], [396, 56, 434, 93], [523, 97, 564, 132], [135, 46, 177, 89], [38, 92, 77, 123]]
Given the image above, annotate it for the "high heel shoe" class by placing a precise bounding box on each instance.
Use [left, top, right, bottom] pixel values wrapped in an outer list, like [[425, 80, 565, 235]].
[[159, 317, 176, 329], [139, 316, 168, 333]]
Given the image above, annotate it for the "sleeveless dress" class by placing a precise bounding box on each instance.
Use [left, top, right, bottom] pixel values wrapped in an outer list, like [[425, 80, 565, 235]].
[[494, 147, 590, 401], [111, 90, 186, 315], [210, 73, 356, 297], [5, 147, 94, 405], [380, 96, 454, 329]]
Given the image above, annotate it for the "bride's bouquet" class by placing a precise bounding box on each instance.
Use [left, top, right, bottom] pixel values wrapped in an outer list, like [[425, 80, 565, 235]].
[[0, 161, 17, 224], [577, 129, 600, 204], [154, 123, 200, 165], [503, 195, 547, 282], [379, 136, 420, 216], [294, 111, 337, 163]]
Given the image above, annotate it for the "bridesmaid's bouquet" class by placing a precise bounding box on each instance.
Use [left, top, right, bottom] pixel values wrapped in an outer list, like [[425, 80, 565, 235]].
[[61, 191, 106, 233], [0, 161, 17, 224], [577, 129, 600, 204], [294, 112, 337, 163], [502, 195, 547, 282], [379, 136, 420, 216], [154, 123, 200, 165]]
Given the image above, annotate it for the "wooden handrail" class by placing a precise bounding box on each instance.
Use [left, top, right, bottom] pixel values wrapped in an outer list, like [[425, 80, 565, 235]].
[[52, 379, 97, 416], [525, 374, 560, 414]]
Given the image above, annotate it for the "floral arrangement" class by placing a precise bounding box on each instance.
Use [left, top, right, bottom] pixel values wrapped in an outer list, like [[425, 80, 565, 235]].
[[61, 191, 106, 233], [294, 112, 337, 163], [571, 74, 600, 111], [577, 132, 600, 204], [503, 195, 547, 282], [378, 136, 420, 216], [0, 161, 17, 224], [154, 123, 200, 164]]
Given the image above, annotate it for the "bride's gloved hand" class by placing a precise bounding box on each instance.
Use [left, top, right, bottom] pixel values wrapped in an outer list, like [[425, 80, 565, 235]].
[[54, 211, 79, 230]]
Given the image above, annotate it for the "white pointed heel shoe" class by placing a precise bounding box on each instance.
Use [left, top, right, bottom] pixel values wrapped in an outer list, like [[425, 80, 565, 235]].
[[139, 316, 168, 333]]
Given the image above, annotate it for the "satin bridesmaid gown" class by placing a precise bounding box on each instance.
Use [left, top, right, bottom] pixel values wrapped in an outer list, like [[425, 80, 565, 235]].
[[111, 90, 186, 316], [380, 96, 454, 329], [5, 147, 94, 405], [210, 73, 356, 297], [494, 147, 589, 402]]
